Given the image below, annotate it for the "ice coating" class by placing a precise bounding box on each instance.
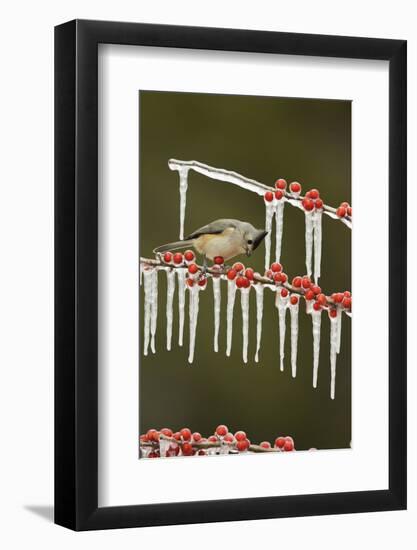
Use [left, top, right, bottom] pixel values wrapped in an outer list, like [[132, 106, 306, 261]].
[[264, 201, 275, 270], [226, 279, 237, 356], [275, 292, 289, 371], [329, 314, 339, 399], [311, 309, 322, 388], [289, 298, 299, 378], [313, 210, 322, 283], [178, 167, 190, 240], [165, 269, 176, 351], [187, 285, 201, 364], [305, 210, 314, 278], [150, 268, 159, 354], [275, 201, 285, 263], [142, 268, 153, 356], [254, 284, 264, 362], [176, 268, 187, 346], [336, 307, 343, 353], [240, 287, 250, 363], [212, 276, 221, 352]]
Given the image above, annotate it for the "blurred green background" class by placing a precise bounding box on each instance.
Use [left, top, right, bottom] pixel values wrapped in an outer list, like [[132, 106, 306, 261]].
[[139, 91, 351, 450]]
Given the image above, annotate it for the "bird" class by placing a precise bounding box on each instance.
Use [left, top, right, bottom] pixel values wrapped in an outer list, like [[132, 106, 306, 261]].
[[153, 219, 268, 264]]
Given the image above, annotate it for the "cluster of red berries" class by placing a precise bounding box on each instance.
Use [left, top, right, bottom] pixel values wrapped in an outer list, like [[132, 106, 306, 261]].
[[264, 178, 302, 204], [336, 201, 352, 218], [139, 425, 296, 458], [301, 188, 323, 212], [226, 262, 255, 289]]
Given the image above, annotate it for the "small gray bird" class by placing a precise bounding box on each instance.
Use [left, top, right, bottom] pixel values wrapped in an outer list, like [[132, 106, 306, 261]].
[[153, 219, 268, 263]]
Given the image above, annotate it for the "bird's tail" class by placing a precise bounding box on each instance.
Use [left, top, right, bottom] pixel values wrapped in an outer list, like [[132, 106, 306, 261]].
[[153, 239, 194, 254]]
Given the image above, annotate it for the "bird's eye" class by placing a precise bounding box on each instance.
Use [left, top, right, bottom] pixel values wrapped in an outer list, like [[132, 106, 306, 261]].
[[247, 240, 253, 245]]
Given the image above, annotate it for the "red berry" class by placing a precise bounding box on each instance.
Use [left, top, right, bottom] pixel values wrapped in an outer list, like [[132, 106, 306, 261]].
[[302, 198, 315, 211], [208, 435, 218, 443], [271, 262, 282, 273], [302, 276, 311, 289], [340, 201, 350, 208], [315, 198, 324, 210], [336, 206, 347, 218], [260, 441, 271, 449], [236, 439, 250, 452], [163, 252, 173, 263], [305, 289, 315, 301], [284, 439, 294, 452], [188, 263, 198, 274], [311, 285, 321, 295], [329, 308, 338, 318], [342, 297, 352, 309], [264, 191, 274, 202], [198, 277, 207, 287], [344, 291, 351, 297], [292, 276, 302, 288], [140, 434, 149, 443], [273, 273, 283, 284], [214, 256, 224, 265], [173, 252, 183, 264], [180, 428, 192, 441], [347, 206, 352, 216], [245, 268, 255, 280], [216, 424, 228, 437], [226, 268, 237, 280], [233, 262, 245, 273], [275, 190, 284, 200], [160, 428, 173, 437], [234, 431, 247, 441], [281, 288, 289, 298], [265, 269, 273, 279], [182, 442, 193, 456], [280, 273, 288, 283], [224, 433, 235, 443], [198, 450, 207, 456], [184, 250, 195, 262], [332, 292, 344, 303], [146, 429, 159, 442], [313, 301, 322, 311], [148, 451, 159, 458], [192, 432, 202, 442], [173, 431, 182, 441], [275, 178, 287, 190], [275, 437, 286, 449], [290, 182, 301, 194], [290, 295, 299, 305], [317, 293, 327, 306], [307, 188, 320, 200], [236, 276, 249, 288], [186, 279, 194, 287]]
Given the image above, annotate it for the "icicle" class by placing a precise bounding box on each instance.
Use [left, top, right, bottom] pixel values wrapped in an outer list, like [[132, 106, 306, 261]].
[[212, 276, 221, 352], [336, 307, 343, 353], [240, 287, 250, 363], [226, 279, 237, 356], [275, 291, 289, 371], [150, 269, 159, 354], [311, 309, 322, 387], [275, 201, 285, 263], [264, 201, 275, 270], [177, 268, 187, 346], [178, 167, 190, 240], [305, 210, 314, 278], [254, 284, 264, 362], [139, 263, 144, 286], [329, 314, 339, 399], [313, 210, 322, 283], [289, 297, 299, 378], [165, 269, 176, 351], [187, 285, 201, 364], [142, 268, 153, 356]]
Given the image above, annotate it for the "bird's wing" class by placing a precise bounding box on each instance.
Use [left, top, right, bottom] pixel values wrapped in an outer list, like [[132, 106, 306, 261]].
[[185, 219, 239, 240]]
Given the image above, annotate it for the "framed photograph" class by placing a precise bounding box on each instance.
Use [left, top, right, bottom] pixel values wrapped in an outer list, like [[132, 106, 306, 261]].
[[55, 20, 406, 530]]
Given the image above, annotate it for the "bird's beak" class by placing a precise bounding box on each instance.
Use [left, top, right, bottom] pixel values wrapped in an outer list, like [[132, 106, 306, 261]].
[[252, 230, 268, 251]]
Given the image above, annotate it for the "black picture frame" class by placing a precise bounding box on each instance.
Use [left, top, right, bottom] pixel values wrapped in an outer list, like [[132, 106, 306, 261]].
[[55, 19, 407, 531]]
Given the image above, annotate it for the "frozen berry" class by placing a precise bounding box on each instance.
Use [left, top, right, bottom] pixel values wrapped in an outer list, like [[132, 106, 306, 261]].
[[182, 442, 193, 456], [305, 289, 315, 301], [342, 296, 352, 309], [290, 182, 301, 194], [180, 428, 192, 441], [336, 206, 347, 218], [214, 256, 224, 265], [347, 206, 352, 216], [198, 277, 207, 287], [186, 279, 194, 287], [317, 293, 327, 306], [329, 308, 338, 318], [302, 198, 315, 211], [313, 301, 322, 311], [236, 276, 249, 288], [275, 190, 284, 200], [245, 268, 255, 280], [311, 285, 321, 295], [332, 292, 344, 303], [275, 178, 287, 190], [188, 263, 198, 275], [197, 449, 206, 456], [234, 431, 247, 441], [260, 441, 271, 449], [344, 291, 351, 297], [275, 437, 286, 449], [340, 201, 350, 208], [163, 252, 173, 263], [264, 191, 274, 202], [173, 253, 183, 264], [146, 429, 159, 442], [233, 262, 245, 273], [184, 250, 195, 262], [227, 268, 237, 280], [236, 439, 250, 451], [290, 295, 299, 305], [173, 432, 182, 441], [302, 276, 311, 289], [306, 188, 320, 200], [315, 198, 324, 210], [271, 262, 282, 273], [160, 428, 173, 437], [192, 432, 202, 442], [208, 435, 218, 443], [292, 276, 302, 288], [281, 288, 289, 298], [284, 439, 294, 452], [224, 433, 235, 443]]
